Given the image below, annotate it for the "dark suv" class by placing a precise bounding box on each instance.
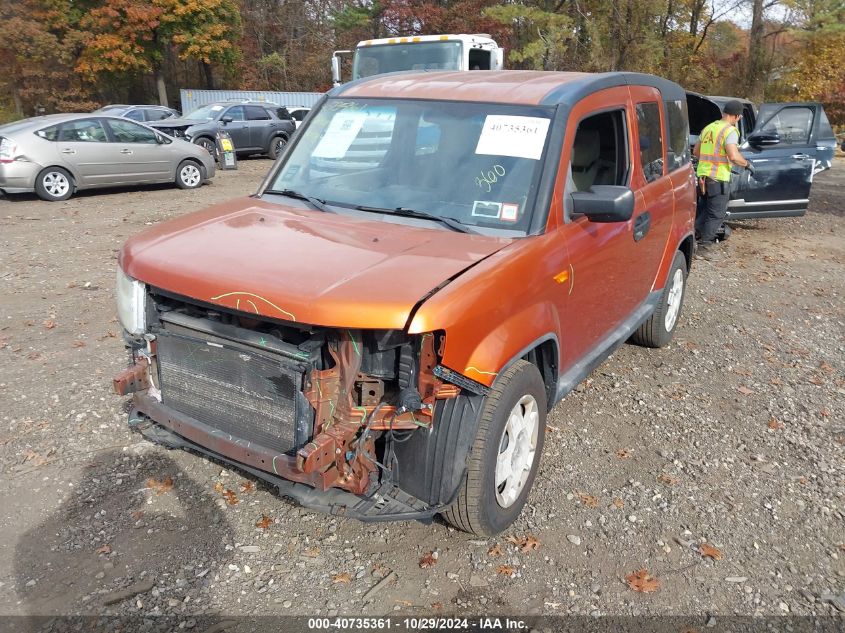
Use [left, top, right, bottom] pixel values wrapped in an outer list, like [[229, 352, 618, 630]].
[[149, 101, 296, 159]]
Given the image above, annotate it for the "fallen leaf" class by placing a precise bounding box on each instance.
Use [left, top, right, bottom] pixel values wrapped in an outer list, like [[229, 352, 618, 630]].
[[496, 565, 517, 578], [658, 474, 678, 485], [43, 319, 56, 329], [819, 361, 834, 374], [737, 386, 754, 395], [616, 449, 630, 459], [331, 572, 351, 584], [255, 514, 273, 529], [768, 418, 784, 430], [488, 543, 503, 557], [820, 408, 830, 418], [302, 547, 321, 558], [240, 481, 255, 493], [146, 477, 173, 495], [130, 510, 144, 520], [505, 535, 522, 547], [578, 492, 599, 508], [72, 340, 86, 348], [808, 374, 823, 385], [222, 489, 239, 505], [625, 568, 660, 593], [517, 535, 540, 553], [613, 498, 625, 508], [699, 543, 723, 560], [213, 482, 224, 493], [96, 544, 112, 555], [798, 477, 808, 486], [430, 602, 443, 610], [418, 552, 437, 568]]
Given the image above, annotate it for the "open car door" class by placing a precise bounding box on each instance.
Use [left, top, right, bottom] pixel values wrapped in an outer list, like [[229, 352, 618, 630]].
[[728, 102, 836, 219]]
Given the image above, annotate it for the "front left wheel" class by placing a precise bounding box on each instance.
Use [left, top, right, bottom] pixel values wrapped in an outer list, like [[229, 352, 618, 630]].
[[175, 160, 203, 190], [443, 360, 547, 535]]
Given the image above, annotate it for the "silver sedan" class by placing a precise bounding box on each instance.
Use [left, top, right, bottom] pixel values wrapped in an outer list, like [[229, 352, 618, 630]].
[[0, 113, 216, 201]]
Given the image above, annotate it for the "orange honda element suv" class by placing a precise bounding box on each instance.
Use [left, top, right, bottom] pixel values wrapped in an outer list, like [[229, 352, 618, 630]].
[[114, 71, 696, 535]]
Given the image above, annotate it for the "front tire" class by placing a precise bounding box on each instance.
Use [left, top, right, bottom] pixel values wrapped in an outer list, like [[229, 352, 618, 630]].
[[35, 167, 74, 201], [631, 250, 687, 348], [195, 137, 217, 160], [443, 360, 547, 535], [175, 160, 203, 190]]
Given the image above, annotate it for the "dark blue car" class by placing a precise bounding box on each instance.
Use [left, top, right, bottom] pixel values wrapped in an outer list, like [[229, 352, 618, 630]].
[[688, 94, 836, 221]]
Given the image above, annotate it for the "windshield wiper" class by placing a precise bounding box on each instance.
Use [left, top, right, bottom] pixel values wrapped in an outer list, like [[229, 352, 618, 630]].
[[265, 189, 333, 213], [354, 205, 476, 234]]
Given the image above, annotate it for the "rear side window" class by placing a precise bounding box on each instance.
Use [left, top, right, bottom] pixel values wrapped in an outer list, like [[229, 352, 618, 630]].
[[58, 119, 108, 142], [664, 99, 690, 171], [272, 107, 292, 120], [124, 109, 144, 122], [36, 125, 60, 141], [760, 106, 813, 145], [146, 108, 172, 121], [636, 102, 664, 182], [246, 105, 271, 121]]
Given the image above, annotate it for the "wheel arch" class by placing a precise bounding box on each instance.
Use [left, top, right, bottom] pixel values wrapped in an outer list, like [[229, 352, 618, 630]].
[[38, 164, 79, 190]]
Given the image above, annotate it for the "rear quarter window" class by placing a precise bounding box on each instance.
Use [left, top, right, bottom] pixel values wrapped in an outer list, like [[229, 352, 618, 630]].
[[35, 125, 59, 141], [636, 102, 665, 183], [664, 99, 690, 171]]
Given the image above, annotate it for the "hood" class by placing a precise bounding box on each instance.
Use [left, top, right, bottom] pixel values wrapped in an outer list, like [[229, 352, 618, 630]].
[[120, 198, 512, 330]]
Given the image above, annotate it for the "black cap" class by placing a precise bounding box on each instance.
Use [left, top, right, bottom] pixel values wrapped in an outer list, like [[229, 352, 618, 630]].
[[723, 100, 744, 116]]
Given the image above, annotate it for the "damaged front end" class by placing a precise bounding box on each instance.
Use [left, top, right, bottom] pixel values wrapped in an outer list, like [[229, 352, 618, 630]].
[[113, 281, 485, 522]]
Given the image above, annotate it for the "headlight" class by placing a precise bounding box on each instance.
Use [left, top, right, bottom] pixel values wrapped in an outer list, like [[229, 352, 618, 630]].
[[116, 267, 147, 336]]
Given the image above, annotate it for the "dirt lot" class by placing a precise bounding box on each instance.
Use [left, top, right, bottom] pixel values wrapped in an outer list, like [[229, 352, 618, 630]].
[[0, 157, 843, 628]]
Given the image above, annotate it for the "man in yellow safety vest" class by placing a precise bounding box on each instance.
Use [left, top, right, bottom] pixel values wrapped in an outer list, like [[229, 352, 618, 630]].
[[693, 100, 755, 260]]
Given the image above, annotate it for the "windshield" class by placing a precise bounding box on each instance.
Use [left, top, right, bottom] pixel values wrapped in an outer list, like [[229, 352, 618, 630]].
[[266, 98, 554, 233], [185, 104, 225, 121], [353, 41, 463, 79]]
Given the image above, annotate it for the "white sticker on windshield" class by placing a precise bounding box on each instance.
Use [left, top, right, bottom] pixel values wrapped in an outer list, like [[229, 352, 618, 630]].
[[475, 115, 550, 160], [313, 111, 366, 158]]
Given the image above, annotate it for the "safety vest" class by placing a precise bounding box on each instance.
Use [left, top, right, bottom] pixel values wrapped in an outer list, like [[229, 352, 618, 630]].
[[696, 120, 738, 182]]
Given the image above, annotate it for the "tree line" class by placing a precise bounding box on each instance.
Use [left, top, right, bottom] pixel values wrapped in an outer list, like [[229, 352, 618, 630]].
[[1, 0, 842, 124]]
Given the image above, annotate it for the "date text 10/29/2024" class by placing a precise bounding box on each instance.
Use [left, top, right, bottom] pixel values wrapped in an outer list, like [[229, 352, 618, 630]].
[[308, 617, 528, 630]]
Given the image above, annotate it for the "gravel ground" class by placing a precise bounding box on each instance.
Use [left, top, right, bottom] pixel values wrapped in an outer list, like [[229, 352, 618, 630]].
[[0, 156, 842, 625]]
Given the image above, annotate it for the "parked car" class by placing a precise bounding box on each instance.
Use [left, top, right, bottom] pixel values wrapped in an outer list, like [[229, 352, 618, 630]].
[[149, 101, 296, 159], [114, 70, 698, 535], [288, 106, 311, 128], [687, 93, 835, 220], [0, 114, 215, 201], [93, 104, 181, 123]]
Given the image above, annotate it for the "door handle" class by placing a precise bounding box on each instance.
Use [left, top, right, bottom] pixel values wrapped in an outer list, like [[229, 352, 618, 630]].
[[61, 149, 76, 155], [791, 153, 810, 160], [120, 149, 133, 154], [633, 212, 651, 242]]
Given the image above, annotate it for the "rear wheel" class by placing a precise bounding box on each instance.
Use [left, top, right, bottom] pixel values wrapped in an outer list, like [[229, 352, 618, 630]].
[[631, 250, 687, 348], [35, 167, 74, 201], [443, 360, 546, 535], [175, 160, 203, 190], [268, 135, 288, 160]]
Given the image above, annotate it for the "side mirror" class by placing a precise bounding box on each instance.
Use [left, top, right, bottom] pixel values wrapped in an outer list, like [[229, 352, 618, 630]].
[[331, 56, 342, 86], [155, 134, 170, 145], [748, 132, 780, 147], [571, 185, 635, 223], [220, 115, 233, 125]]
